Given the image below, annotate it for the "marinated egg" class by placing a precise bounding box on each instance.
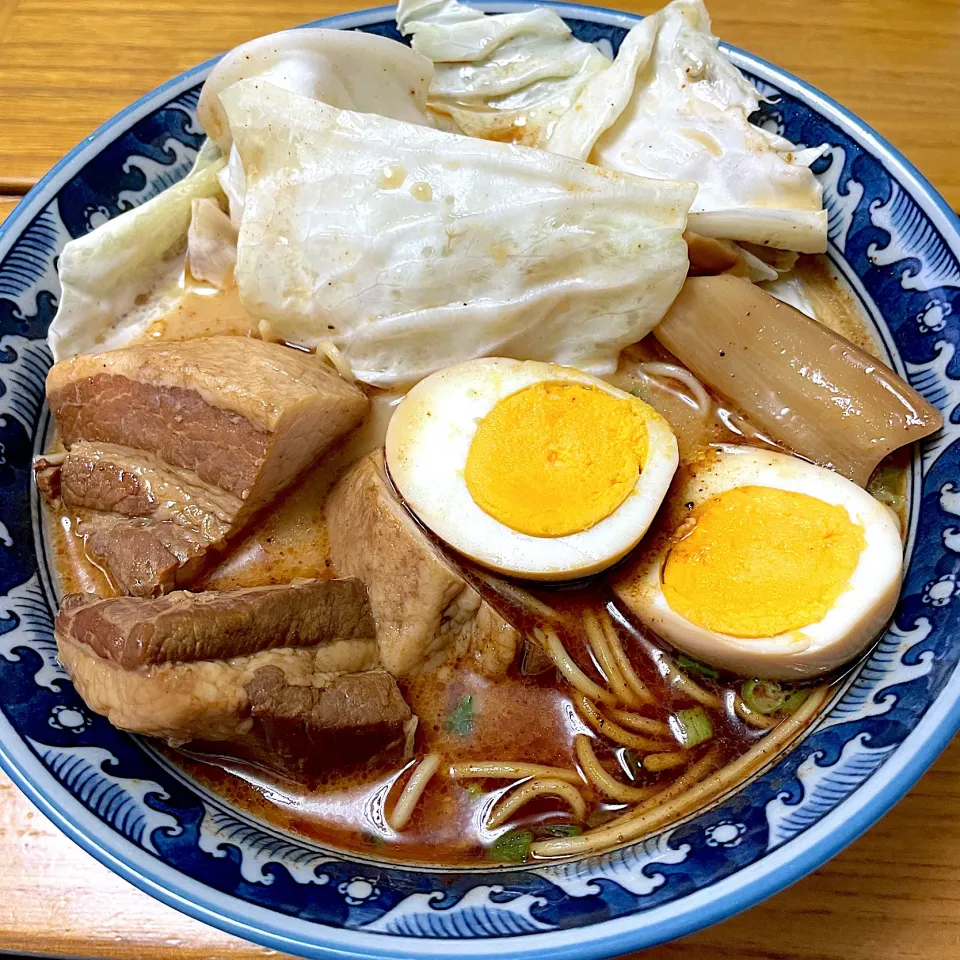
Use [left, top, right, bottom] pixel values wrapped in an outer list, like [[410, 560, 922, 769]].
[[613, 444, 904, 679], [385, 358, 679, 579]]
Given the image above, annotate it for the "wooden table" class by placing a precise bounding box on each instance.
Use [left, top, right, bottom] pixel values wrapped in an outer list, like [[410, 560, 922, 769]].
[[1, 1, 959, 957]]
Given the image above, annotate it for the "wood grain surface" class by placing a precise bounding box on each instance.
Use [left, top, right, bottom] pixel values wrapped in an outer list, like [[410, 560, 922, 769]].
[[2, 2, 960, 957]]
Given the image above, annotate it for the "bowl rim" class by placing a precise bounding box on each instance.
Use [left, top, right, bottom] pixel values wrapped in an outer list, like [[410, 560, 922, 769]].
[[2, 4, 959, 958]]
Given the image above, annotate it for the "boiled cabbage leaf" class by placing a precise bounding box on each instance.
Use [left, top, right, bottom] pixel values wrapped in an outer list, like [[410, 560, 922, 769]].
[[197, 28, 435, 153], [48, 140, 225, 361], [187, 197, 237, 290], [218, 144, 246, 228], [549, 0, 827, 252], [199, 28, 436, 227], [397, 0, 609, 145], [221, 79, 694, 387]]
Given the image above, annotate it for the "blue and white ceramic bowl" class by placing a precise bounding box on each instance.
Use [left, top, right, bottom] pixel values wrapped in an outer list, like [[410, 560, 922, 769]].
[[1, 5, 959, 958]]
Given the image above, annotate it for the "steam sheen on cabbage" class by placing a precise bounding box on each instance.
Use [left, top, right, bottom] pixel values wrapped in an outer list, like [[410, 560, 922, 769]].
[[553, 0, 827, 252], [48, 29, 439, 361]]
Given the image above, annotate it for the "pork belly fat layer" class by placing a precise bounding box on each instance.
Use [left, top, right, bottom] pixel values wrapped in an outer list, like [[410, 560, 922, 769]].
[[55, 441, 243, 521], [54, 578, 404, 778]]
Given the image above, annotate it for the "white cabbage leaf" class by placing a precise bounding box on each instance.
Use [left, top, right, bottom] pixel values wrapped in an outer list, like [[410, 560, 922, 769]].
[[397, 0, 609, 145], [187, 197, 237, 290], [737, 248, 778, 282], [761, 274, 817, 318], [48, 140, 225, 361], [197, 28, 435, 153], [739, 242, 799, 276], [218, 145, 247, 228], [548, 0, 827, 252], [221, 79, 695, 388]]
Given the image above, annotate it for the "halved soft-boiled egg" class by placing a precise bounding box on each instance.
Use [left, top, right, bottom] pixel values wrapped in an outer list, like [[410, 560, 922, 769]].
[[613, 444, 904, 680], [384, 357, 679, 580]]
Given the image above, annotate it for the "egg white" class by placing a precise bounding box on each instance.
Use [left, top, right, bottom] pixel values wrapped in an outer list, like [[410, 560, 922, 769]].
[[613, 444, 904, 680], [384, 357, 679, 580]]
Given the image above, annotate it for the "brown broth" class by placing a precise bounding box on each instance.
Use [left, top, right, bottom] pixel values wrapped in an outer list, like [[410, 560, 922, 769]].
[[167, 573, 769, 865], [173, 668, 587, 863], [45, 257, 895, 865], [45, 478, 815, 866], [139, 276, 260, 343]]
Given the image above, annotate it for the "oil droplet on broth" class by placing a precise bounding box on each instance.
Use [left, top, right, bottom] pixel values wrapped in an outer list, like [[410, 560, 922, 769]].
[[411, 182, 433, 202], [379, 165, 406, 189]]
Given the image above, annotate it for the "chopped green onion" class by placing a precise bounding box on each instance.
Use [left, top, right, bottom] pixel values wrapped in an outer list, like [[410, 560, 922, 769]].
[[741, 678, 785, 715], [465, 783, 483, 801], [780, 689, 811, 715], [542, 824, 582, 839], [671, 706, 714, 747], [676, 654, 719, 679], [491, 828, 533, 863], [444, 695, 474, 736]]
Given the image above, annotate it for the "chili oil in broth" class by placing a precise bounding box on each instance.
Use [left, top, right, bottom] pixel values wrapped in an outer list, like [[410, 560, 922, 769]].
[[44, 256, 901, 865]]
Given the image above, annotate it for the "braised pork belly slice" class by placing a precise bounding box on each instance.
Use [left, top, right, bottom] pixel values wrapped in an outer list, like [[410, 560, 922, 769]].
[[39, 337, 367, 595], [235, 666, 415, 779], [55, 580, 413, 779], [327, 450, 518, 678], [75, 511, 221, 599], [40, 442, 243, 522], [56, 578, 375, 669], [38, 442, 244, 595]]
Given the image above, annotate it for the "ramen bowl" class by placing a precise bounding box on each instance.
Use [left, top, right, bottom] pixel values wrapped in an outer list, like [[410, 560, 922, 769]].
[[1, 4, 959, 958]]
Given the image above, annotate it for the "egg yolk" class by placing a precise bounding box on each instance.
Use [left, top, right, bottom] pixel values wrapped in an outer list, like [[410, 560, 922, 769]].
[[661, 486, 865, 637], [464, 381, 649, 538]]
